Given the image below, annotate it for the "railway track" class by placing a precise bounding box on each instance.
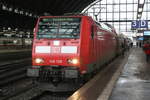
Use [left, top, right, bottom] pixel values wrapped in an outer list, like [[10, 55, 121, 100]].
[[0, 52, 129, 100], [0, 59, 73, 100], [31, 91, 73, 100], [0, 59, 31, 86], [0, 83, 35, 100], [0, 50, 31, 62], [3, 89, 73, 100]]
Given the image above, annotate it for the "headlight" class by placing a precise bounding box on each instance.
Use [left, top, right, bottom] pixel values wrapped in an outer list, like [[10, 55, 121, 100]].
[[67, 58, 79, 65], [34, 58, 44, 64], [72, 59, 78, 64]]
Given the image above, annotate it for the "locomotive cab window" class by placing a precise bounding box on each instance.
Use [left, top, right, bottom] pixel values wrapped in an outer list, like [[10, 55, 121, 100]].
[[37, 17, 81, 39]]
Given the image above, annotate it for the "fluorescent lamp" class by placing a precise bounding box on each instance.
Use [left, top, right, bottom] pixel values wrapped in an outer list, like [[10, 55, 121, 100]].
[[2, 5, 7, 10], [138, 8, 143, 12], [138, 14, 141, 18], [139, 0, 145, 4]]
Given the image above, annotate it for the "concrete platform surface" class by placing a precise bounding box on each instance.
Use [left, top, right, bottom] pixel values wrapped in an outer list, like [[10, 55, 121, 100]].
[[109, 48, 150, 100], [68, 48, 129, 100]]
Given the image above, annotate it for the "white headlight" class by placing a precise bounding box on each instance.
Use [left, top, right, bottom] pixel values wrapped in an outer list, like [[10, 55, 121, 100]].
[[67, 58, 79, 65], [35, 58, 44, 64], [72, 59, 78, 64]]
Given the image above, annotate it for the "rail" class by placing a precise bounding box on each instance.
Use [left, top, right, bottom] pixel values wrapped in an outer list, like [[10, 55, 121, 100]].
[[0, 59, 31, 86]]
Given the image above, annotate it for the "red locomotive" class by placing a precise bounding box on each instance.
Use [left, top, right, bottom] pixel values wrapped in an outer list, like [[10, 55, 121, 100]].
[[27, 15, 121, 91]]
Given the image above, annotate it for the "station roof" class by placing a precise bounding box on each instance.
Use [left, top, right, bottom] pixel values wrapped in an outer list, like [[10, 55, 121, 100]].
[[1, 0, 96, 15]]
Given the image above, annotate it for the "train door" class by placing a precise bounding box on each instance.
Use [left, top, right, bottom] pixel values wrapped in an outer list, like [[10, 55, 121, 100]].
[[90, 25, 95, 63]]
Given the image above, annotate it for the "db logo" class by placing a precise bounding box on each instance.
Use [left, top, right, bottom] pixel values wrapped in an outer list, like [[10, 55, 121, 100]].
[[51, 47, 61, 53]]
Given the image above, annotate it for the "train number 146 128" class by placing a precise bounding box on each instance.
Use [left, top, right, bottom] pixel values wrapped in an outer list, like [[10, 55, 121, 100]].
[[49, 60, 63, 63]]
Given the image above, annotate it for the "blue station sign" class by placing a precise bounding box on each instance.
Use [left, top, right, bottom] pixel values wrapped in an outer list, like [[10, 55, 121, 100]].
[[131, 20, 148, 29]]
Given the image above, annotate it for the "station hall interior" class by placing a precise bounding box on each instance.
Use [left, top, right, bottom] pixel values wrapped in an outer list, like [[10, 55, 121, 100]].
[[0, 0, 150, 100]]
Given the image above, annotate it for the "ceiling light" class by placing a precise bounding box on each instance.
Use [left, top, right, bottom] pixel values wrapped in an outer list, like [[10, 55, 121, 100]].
[[138, 14, 141, 18], [2, 5, 7, 10], [8, 7, 13, 12], [138, 8, 143, 12], [14, 9, 19, 13]]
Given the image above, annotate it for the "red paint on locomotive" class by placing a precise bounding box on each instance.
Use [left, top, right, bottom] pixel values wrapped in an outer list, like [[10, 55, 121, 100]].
[[27, 15, 120, 91]]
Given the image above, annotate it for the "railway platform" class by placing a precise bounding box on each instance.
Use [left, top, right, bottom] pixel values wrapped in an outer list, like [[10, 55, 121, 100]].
[[68, 48, 150, 100], [109, 48, 150, 100]]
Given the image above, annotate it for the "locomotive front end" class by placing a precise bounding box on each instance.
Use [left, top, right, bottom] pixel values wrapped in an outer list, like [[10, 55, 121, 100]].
[[27, 16, 82, 83]]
